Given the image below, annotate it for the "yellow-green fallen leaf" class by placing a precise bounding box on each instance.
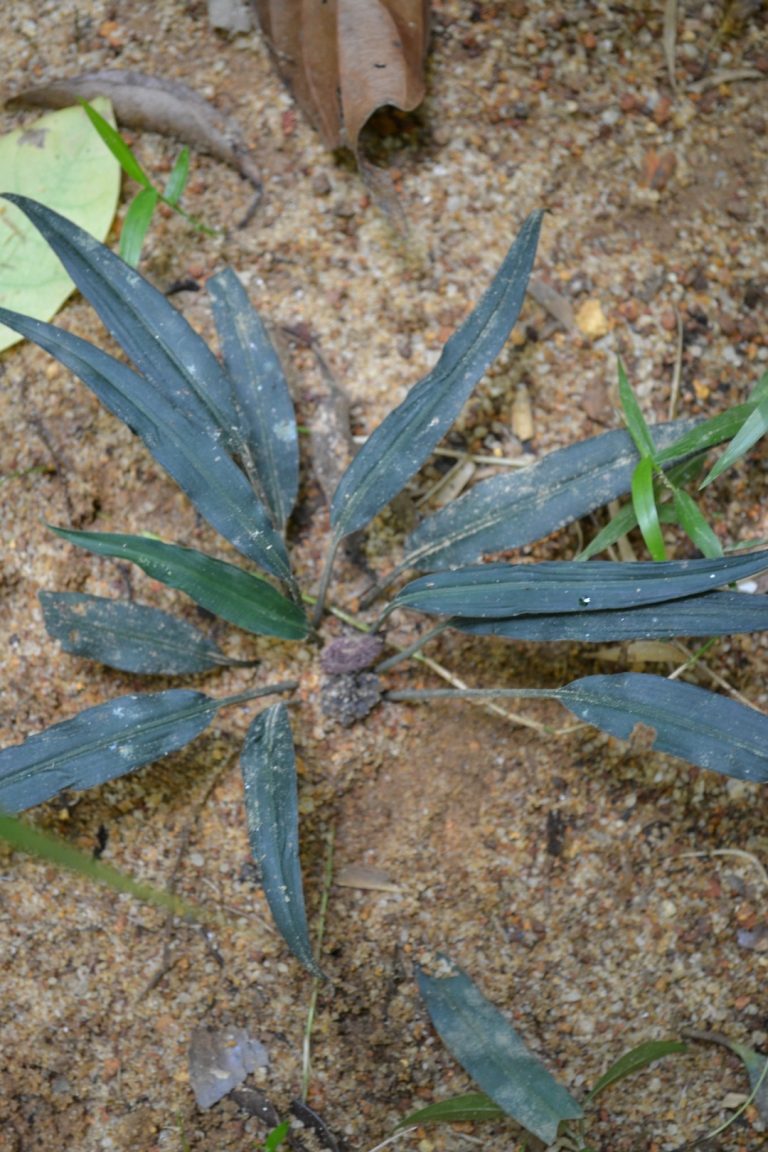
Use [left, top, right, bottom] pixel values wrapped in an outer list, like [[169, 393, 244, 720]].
[[0, 97, 120, 352]]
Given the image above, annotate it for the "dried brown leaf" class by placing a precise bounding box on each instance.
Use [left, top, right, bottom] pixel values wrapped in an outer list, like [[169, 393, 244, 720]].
[[10, 71, 261, 189], [255, 0, 429, 151]]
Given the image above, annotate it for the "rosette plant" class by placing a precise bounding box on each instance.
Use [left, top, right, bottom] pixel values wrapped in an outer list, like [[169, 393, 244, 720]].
[[2, 194, 768, 984]]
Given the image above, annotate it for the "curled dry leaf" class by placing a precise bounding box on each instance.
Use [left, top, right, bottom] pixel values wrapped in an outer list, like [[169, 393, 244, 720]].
[[11, 70, 262, 189], [255, 0, 429, 152]]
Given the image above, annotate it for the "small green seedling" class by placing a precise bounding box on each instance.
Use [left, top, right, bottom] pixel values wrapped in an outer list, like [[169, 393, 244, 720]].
[[80, 98, 215, 265], [579, 358, 724, 562]]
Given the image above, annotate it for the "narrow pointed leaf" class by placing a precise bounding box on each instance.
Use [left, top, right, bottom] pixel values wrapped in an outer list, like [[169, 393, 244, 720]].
[[397, 1092, 504, 1129], [672, 488, 722, 558], [577, 498, 677, 562], [80, 98, 152, 188], [417, 961, 583, 1144], [702, 394, 768, 488], [402, 397, 763, 577], [39, 591, 248, 674], [0, 306, 292, 582], [588, 1040, 688, 1102], [164, 147, 190, 206], [0, 689, 224, 813], [331, 211, 544, 540], [0, 811, 212, 922], [241, 704, 323, 977], [119, 186, 158, 266], [390, 551, 768, 620], [631, 456, 666, 560], [1, 194, 237, 436], [453, 590, 768, 643], [208, 268, 298, 530], [52, 529, 307, 639], [685, 1033, 768, 1122], [556, 672, 768, 782], [655, 402, 761, 464], [618, 359, 656, 460], [401, 420, 698, 574]]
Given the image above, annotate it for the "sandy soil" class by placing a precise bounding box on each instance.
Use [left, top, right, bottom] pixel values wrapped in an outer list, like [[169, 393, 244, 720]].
[[2, 3, 768, 1151]]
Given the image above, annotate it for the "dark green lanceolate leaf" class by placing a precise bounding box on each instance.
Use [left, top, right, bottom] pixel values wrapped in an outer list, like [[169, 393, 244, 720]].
[[1, 195, 237, 437], [240, 704, 323, 978], [120, 186, 159, 266], [452, 590, 768, 643], [208, 268, 298, 531], [398, 1092, 504, 1129], [51, 529, 307, 640], [588, 1040, 688, 1102], [399, 420, 698, 575], [39, 591, 251, 674], [556, 673, 768, 783], [0, 688, 241, 813], [417, 961, 583, 1144], [0, 307, 292, 583], [330, 211, 544, 542], [388, 550, 768, 620]]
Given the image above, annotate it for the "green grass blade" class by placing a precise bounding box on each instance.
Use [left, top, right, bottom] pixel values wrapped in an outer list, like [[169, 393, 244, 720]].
[[208, 268, 299, 530], [452, 589, 768, 643], [588, 1040, 688, 1102], [417, 960, 582, 1144], [655, 403, 757, 465], [389, 551, 768, 620], [119, 186, 159, 266], [631, 456, 667, 560], [556, 672, 768, 782], [672, 488, 723, 558], [401, 420, 697, 576], [51, 528, 307, 639], [80, 98, 152, 188], [39, 591, 245, 674], [263, 1121, 290, 1152], [397, 1092, 504, 1128], [0, 812, 212, 922], [0, 305, 292, 583], [701, 395, 768, 488], [241, 704, 323, 977], [163, 146, 190, 206], [618, 359, 657, 460], [330, 211, 543, 541]]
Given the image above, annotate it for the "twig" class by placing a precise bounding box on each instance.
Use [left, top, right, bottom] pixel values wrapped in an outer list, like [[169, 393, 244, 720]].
[[668, 306, 684, 421], [301, 826, 336, 1102], [663, 0, 679, 90], [687, 68, 767, 93], [668, 641, 762, 711]]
